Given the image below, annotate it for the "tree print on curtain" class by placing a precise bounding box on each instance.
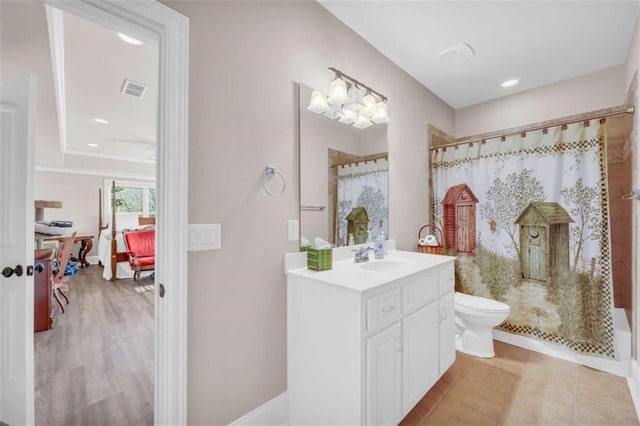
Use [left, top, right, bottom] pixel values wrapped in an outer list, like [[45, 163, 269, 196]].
[[431, 121, 615, 358], [336, 159, 388, 245]]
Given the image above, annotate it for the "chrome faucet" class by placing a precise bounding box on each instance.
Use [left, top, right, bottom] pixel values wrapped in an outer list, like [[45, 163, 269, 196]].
[[353, 246, 374, 263]]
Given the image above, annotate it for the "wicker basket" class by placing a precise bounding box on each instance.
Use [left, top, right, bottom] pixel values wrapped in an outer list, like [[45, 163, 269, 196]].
[[417, 224, 444, 255]]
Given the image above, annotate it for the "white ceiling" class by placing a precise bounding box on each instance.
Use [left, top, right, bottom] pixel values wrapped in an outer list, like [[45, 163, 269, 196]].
[[59, 11, 158, 162], [319, 1, 640, 109]]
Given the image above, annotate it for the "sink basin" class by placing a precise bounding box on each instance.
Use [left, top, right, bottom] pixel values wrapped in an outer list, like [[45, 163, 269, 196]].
[[360, 259, 414, 272]]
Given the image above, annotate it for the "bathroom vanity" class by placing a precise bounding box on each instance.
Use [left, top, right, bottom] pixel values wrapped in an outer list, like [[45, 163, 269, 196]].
[[286, 249, 455, 425]]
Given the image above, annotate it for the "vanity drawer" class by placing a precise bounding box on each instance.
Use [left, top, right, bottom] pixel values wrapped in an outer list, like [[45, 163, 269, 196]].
[[367, 289, 402, 332], [438, 263, 455, 295], [402, 273, 438, 315]]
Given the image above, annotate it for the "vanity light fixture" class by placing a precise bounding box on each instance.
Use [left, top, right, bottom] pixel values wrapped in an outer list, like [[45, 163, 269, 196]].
[[87, 143, 99, 148], [306, 67, 390, 129], [501, 79, 519, 88], [93, 118, 109, 124]]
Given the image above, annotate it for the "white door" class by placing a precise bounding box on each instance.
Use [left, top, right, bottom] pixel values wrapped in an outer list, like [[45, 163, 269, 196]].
[[367, 322, 402, 426], [0, 75, 36, 425], [439, 291, 456, 373], [402, 300, 440, 415]]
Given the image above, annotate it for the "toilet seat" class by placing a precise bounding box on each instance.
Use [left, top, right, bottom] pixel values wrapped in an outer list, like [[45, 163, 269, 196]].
[[455, 292, 510, 315]]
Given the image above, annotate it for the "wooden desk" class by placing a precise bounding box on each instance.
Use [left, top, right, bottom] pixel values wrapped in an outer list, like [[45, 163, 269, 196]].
[[34, 249, 53, 332], [35, 234, 94, 268]]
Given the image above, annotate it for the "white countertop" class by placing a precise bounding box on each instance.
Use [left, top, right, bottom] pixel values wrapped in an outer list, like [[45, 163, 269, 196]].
[[287, 249, 454, 293]]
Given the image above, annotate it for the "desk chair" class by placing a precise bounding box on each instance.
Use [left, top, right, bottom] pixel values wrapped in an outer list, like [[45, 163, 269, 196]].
[[52, 232, 77, 313]]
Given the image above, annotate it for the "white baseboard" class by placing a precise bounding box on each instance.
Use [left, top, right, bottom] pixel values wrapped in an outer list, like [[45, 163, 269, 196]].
[[229, 392, 289, 426], [628, 360, 640, 420]]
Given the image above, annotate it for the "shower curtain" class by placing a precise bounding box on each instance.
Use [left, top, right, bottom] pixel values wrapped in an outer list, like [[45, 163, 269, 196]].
[[431, 120, 615, 358], [336, 158, 388, 245]]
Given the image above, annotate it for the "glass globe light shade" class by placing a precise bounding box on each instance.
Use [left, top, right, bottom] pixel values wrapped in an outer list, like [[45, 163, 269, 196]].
[[327, 77, 349, 105], [371, 101, 390, 123], [361, 93, 377, 117], [307, 90, 329, 114], [323, 104, 343, 120], [339, 108, 357, 124], [353, 114, 373, 129]]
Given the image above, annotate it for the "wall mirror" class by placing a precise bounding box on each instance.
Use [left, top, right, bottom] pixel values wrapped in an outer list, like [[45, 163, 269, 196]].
[[298, 83, 389, 249]]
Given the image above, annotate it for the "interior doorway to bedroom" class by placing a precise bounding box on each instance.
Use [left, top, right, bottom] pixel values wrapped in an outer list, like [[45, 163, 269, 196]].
[[29, 5, 158, 424]]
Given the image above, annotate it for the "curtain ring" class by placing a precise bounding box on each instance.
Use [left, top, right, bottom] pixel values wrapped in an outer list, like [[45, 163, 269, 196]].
[[262, 166, 286, 197]]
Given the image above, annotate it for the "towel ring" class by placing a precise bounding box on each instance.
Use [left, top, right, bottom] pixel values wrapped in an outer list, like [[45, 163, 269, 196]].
[[262, 166, 286, 197]]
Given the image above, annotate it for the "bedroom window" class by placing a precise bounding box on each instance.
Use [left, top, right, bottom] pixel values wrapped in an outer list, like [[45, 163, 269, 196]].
[[104, 180, 156, 217]]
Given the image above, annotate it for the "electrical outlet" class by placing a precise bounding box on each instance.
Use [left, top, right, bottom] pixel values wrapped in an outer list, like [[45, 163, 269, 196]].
[[287, 219, 299, 242]]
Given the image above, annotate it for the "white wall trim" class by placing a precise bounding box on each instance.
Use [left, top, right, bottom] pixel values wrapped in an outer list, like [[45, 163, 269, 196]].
[[35, 165, 154, 181], [628, 360, 640, 419], [44, 2, 189, 426], [64, 148, 155, 164], [229, 392, 290, 426], [44, 4, 66, 164]]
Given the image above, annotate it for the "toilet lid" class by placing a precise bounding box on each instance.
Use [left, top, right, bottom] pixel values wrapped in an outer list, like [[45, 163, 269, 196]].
[[455, 292, 510, 314]]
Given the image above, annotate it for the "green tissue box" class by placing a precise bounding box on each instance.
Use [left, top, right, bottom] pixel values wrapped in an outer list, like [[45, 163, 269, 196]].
[[307, 247, 333, 271]]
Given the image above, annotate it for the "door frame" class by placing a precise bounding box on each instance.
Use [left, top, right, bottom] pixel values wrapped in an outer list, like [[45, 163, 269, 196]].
[[44, 1, 189, 424]]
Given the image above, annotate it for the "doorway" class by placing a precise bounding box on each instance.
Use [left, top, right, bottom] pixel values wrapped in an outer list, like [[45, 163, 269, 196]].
[[0, 1, 188, 424]]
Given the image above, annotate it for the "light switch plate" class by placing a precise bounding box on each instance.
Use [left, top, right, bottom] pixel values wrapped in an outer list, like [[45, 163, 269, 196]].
[[188, 224, 221, 251], [287, 219, 299, 242]]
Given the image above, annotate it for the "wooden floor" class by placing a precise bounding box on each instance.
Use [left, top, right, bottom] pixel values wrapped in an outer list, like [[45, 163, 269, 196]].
[[401, 340, 639, 425], [34, 265, 154, 426]]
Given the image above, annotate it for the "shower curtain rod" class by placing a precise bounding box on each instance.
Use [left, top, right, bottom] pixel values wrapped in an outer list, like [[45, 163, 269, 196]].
[[430, 105, 635, 151]]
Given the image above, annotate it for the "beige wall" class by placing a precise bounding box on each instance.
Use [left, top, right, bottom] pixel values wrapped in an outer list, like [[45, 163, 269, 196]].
[[159, 1, 454, 423], [455, 65, 627, 138]]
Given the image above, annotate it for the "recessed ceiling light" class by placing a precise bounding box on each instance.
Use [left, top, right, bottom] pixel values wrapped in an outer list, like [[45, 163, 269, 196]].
[[87, 143, 99, 148], [501, 79, 519, 88], [437, 43, 475, 65], [117, 32, 143, 46], [93, 118, 109, 124]]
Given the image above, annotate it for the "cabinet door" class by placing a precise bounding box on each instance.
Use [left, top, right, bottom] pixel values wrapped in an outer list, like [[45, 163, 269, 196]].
[[402, 300, 440, 415], [367, 322, 402, 425], [439, 291, 456, 373]]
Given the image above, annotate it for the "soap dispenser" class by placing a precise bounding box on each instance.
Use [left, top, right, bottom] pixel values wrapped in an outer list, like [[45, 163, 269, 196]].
[[374, 231, 384, 260]]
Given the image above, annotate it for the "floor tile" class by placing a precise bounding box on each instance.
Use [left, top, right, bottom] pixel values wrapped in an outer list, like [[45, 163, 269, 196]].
[[573, 397, 639, 425], [576, 366, 637, 419], [401, 344, 639, 426], [446, 373, 513, 419], [424, 395, 497, 426]]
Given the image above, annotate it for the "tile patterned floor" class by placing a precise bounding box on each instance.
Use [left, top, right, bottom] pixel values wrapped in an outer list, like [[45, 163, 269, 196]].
[[400, 341, 639, 425]]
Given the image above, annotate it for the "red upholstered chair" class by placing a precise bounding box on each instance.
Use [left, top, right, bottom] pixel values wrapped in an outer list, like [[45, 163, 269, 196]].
[[123, 228, 155, 283]]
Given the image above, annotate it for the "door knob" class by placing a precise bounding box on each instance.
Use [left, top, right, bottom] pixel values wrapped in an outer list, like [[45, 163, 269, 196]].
[[26, 264, 43, 276], [2, 265, 24, 278]]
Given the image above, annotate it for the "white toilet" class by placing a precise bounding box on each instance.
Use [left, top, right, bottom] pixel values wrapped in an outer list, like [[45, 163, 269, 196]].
[[454, 292, 510, 358]]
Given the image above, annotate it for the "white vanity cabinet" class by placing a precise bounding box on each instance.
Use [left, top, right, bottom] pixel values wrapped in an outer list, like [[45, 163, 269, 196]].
[[287, 252, 455, 425]]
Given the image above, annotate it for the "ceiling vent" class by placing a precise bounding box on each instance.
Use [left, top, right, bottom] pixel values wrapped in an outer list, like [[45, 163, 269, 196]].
[[121, 79, 148, 99], [437, 43, 475, 65]]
